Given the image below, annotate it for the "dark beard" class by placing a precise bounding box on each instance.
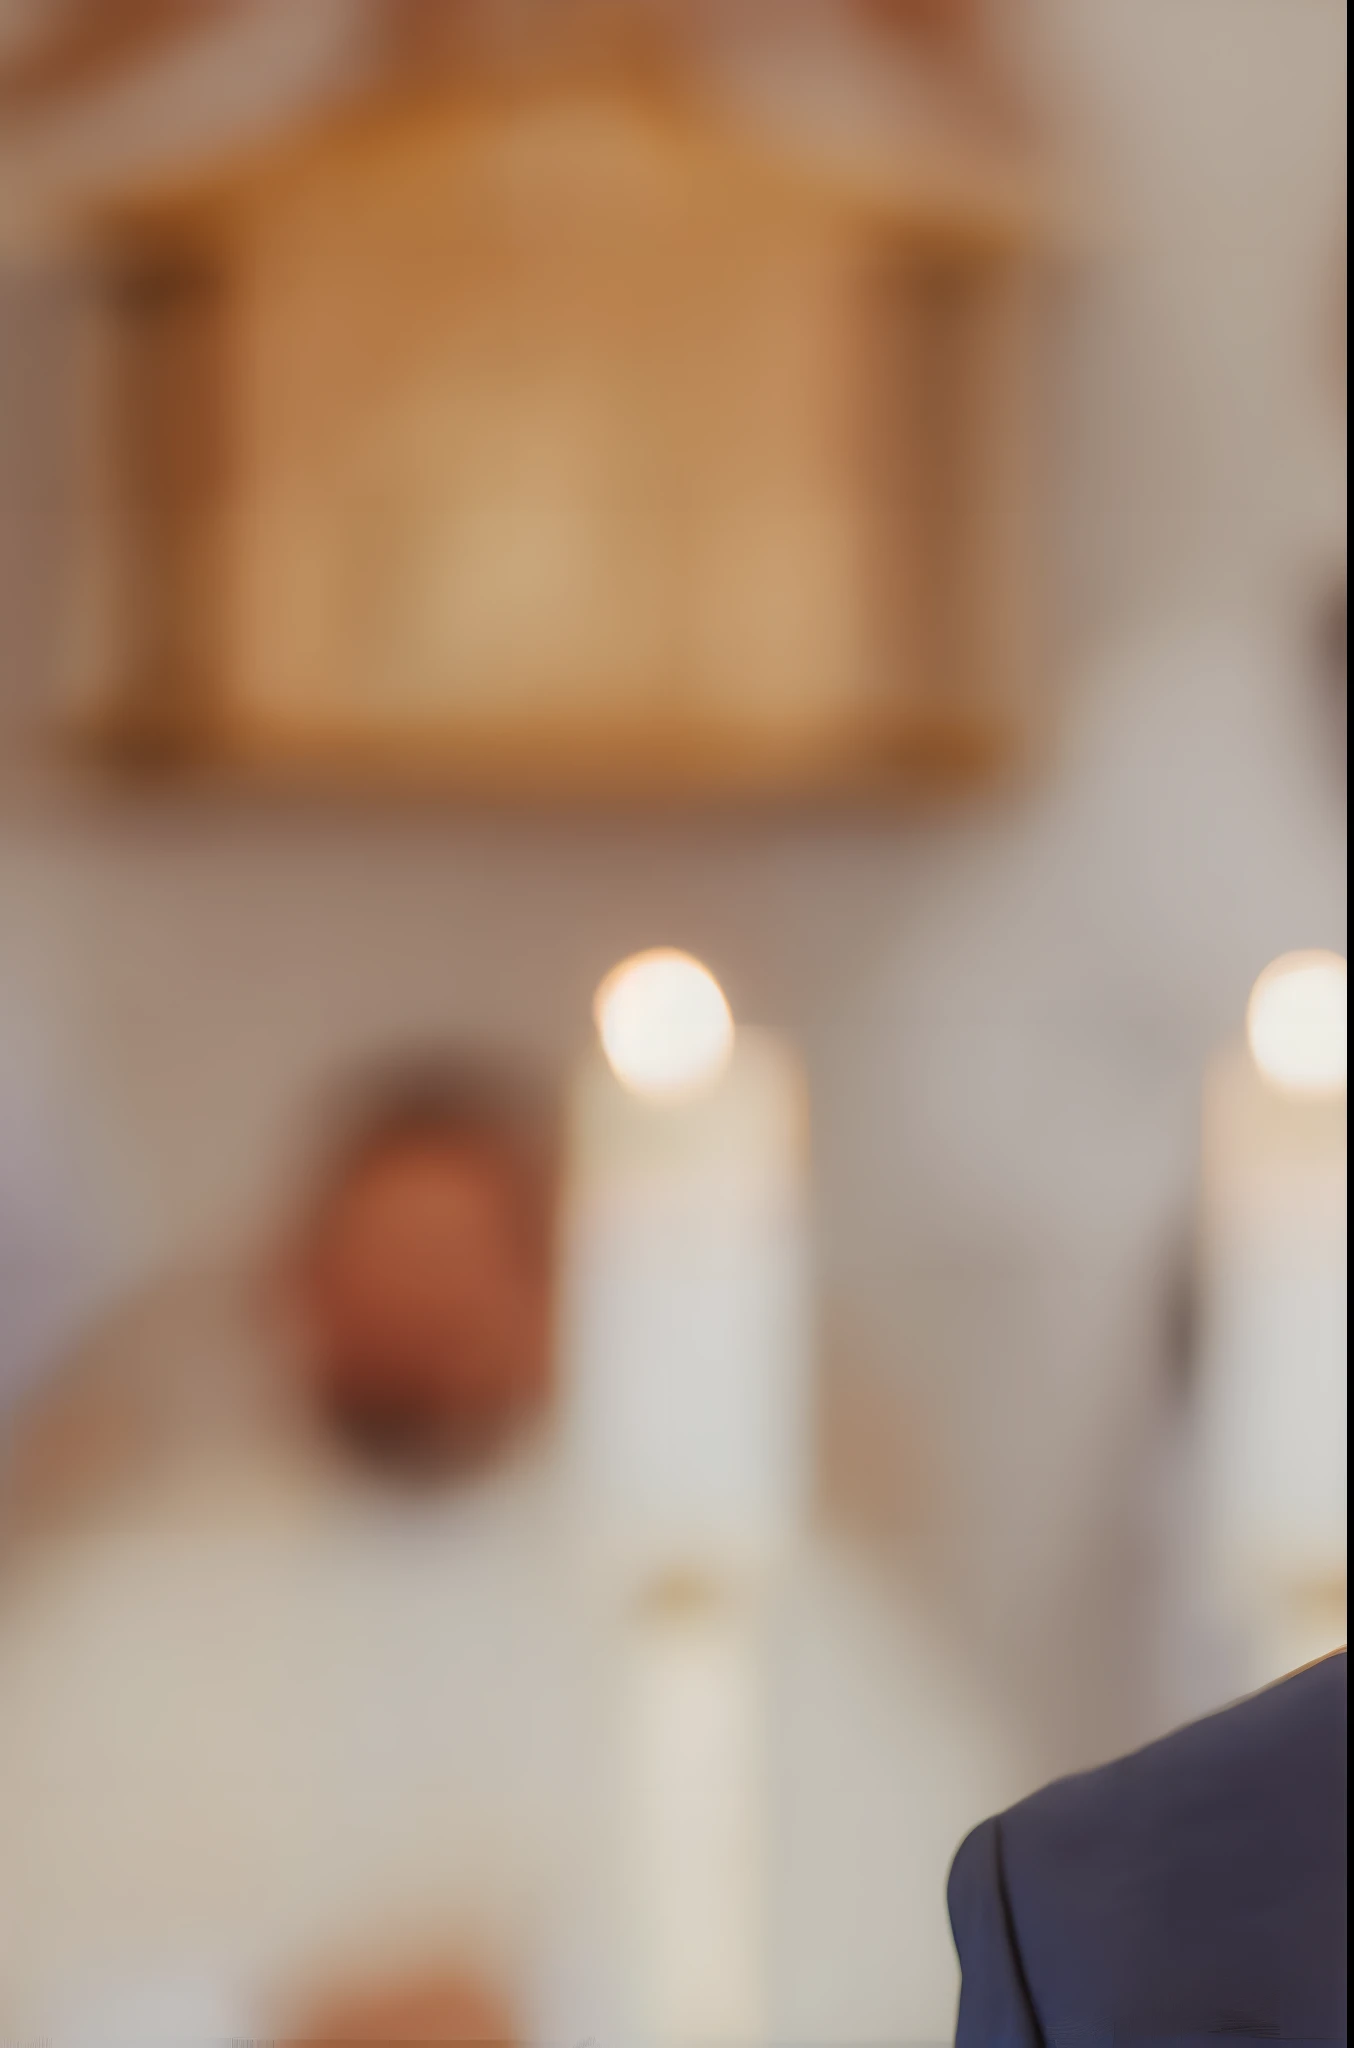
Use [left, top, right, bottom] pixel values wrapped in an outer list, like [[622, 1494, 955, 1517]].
[[317, 1374, 521, 1489]]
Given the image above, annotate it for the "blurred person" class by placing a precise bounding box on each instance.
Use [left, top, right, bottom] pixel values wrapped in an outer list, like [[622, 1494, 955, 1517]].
[[949, 1647, 1347, 2043], [0, 1055, 558, 1546], [0, 1054, 572, 2038]]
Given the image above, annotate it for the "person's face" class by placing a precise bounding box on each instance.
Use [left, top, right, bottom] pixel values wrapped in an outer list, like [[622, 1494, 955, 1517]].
[[291, 1137, 553, 1473]]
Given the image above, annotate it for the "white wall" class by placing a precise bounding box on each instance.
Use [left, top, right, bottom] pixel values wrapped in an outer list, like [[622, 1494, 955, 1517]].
[[0, 0, 1346, 1768]]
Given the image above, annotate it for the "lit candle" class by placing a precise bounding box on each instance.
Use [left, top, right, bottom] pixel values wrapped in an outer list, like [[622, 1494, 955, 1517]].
[[559, 951, 807, 2037], [1196, 951, 1348, 1688], [559, 949, 813, 1590]]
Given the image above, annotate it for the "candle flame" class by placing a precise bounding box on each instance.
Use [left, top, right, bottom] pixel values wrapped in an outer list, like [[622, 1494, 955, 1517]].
[[1246, 951, 1347, 1099], [594, 950, 735, 1100]]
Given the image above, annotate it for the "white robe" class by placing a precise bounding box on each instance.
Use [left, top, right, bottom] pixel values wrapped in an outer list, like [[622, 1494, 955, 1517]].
[[0, 1297, 1032, 2041]]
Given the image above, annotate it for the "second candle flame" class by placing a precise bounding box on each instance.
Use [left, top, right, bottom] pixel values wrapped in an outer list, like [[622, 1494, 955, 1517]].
[[594, 949, 735, 1101]]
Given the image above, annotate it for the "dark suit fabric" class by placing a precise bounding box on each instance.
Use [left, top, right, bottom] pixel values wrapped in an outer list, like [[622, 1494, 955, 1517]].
[[949, 1650, 1347, 2046]]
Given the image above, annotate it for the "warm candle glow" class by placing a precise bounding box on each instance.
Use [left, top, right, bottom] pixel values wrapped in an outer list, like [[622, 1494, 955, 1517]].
[[1246, 951, 1348, 1099], [594, 950, 735, 1100]]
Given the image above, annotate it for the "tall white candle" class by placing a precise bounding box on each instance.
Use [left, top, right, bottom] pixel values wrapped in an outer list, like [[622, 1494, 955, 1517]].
[[559, 951, 805, 2040], [1196, 951, 1347, 1689], [619, 1588, 767, 2044], [559, 951, 813, 1589]]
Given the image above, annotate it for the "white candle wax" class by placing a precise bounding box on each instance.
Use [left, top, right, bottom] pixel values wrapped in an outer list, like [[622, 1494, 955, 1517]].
[[619, 1591, 767, 2043], [1197, 1036, 1347, 1683], [559, 1023, 813, 1588]]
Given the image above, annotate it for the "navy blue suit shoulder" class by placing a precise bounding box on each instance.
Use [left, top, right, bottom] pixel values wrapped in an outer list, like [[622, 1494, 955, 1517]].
[[948, 1813, 1042, 2045], [950, 1652, 1347, 2047]]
